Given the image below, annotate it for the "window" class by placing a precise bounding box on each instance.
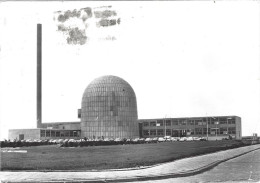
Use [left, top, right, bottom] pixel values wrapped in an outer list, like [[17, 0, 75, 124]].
[[70, 131, 74, 137], [195, 119, 202, 125], [157, 120, 163, 126], [228, 119, 235, 124], [188, 120, 194, 125], [143, 122, 149, 127], [220, 127, 228, 134], [157, 129, 164, 136], [228, 127, 236, 134], [56, 131, 60, 137], [172, 130, 179, 137], [143, 130, 149, 136], [180, 120, 186, 125], [150, 122, 156, 126], [220, 118, 227, 124], [166, 129, 171, 136], [64, 131, 69, 137], [210, 128, 215, 135], [40, 130, 45, 137], [210, 121, 215, 125], [46, 130, 50, 137], [73, 131, 78, 137], [195, 128, 202, 135], [186, 129, 191, 135], [150, 130, 156, 135], [51, 131, 55, 137], [210, 128, 219, 135], [190, 129, 195, 135], [166, 120, 171, 126], [172, 120, 178, 125], [203, 128, 208, 135]]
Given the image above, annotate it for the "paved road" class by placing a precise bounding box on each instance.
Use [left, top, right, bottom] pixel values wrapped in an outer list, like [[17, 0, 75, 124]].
[[141, 148, 260, 183]]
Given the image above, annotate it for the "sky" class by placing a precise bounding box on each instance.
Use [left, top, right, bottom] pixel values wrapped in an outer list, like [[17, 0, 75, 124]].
[[0, 1, 259, 140]]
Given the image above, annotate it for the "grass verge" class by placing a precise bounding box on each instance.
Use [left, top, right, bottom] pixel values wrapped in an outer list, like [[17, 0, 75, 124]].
[[0, 140, 247, 171]]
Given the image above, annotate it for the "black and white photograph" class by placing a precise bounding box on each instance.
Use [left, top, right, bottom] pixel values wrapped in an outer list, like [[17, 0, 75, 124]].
[[0, 1, 259, 182]]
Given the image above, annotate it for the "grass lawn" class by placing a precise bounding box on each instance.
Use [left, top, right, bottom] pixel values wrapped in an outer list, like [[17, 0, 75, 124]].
[[1, 140, 244, 171]]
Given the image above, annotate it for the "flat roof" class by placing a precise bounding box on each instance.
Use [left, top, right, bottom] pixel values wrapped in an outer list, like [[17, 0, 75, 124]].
[[41, 121, 80, 125]]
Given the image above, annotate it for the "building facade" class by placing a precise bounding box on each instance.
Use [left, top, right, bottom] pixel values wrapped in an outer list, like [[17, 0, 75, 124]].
[[8, 75, 242, 141], [139, 116, 241, 140]]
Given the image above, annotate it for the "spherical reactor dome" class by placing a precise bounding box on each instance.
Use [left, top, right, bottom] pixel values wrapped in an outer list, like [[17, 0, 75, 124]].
[[81, 75, 138, 139]]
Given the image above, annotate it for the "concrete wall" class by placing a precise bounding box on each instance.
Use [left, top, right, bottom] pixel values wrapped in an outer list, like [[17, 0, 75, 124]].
[[8, 129, 40, 140]]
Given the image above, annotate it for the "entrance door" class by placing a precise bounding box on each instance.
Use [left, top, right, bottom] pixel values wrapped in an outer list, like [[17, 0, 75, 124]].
[[19, 134, 24, 140]]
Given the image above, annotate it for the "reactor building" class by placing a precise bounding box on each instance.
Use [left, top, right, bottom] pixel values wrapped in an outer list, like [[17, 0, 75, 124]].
[[80, 75, 139, 139], [8, 24, 242, 141]]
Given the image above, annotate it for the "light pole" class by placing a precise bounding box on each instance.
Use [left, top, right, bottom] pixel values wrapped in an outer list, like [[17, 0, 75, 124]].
[[227, 117, 232, 138], [213, 117, 218, 138], [206, 117, 209, 141], [216, 122, 217, 138], [164, 115, 167, 137]]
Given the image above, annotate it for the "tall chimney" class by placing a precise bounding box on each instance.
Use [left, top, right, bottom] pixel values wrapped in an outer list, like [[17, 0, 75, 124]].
[[37, 24, 42, 128]]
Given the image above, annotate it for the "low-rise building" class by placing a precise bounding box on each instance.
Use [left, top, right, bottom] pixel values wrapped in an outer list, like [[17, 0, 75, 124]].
[[139, 116, 241, 140]]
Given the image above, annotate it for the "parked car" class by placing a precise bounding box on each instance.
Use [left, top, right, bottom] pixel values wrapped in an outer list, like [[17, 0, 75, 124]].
[[68, 139, 76, 142], [138, 138, 145, 143], [126, 138, 133, 144], [179, 137, 187, 142], [57, 139, 64, 143], [200, 137, 207, 141], [186, 137, 194, 141], [170, 137, 178, 142], [152, 137, 159, 143], [193, 137, 201, 141], [145, 138, 152, 143], [158, 137, 165, 142], [132, 138, 140, 143], [114, 138, 122, 142], [108, 138, 114, 142], [164, 136, 171, 142]]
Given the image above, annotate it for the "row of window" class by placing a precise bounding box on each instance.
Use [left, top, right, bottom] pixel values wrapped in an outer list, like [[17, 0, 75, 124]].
[[40, 130, 80, 137], [143, 127, 236, 136], [81, 124, 137, 132], [142, 119, 236, 127]]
